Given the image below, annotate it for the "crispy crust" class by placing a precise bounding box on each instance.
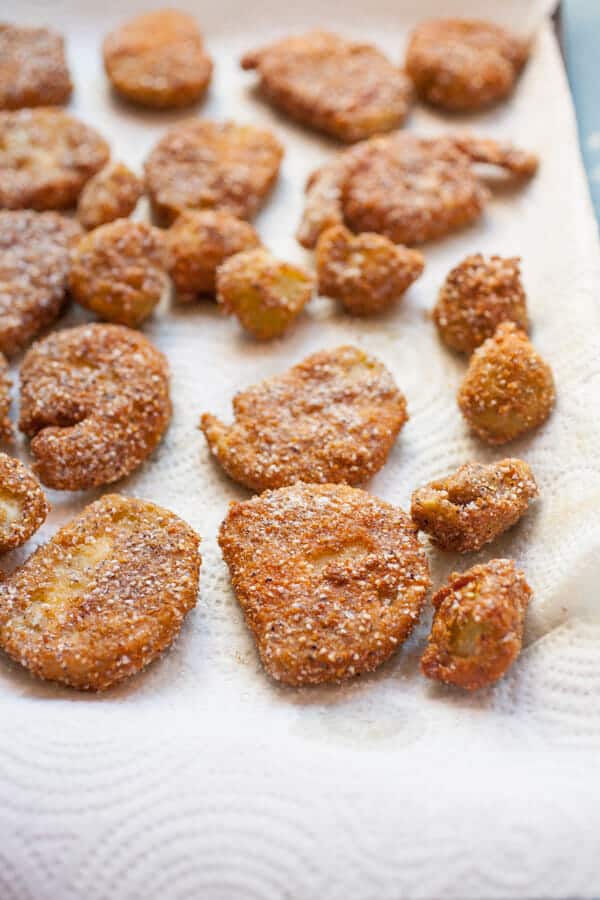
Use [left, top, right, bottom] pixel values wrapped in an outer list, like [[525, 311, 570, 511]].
[[200, 345, 408, 491], [0, 353, 11, 441], [411, 458, 537, 552], [19, 323, 171, 491], [241, 30, 412, 142], [316, 224, 424, 315], [103, 9, 213, 109], [0, 493, 200, 690], [0, 210, 82, 356], [77, 163, 144, 230], [144, 118, 284, 225], [421, 558, 531, 690], [69, 219, 168, 327], [219, 482, 430, 685], [0, 452, 49, 552], [457, 322, 555, 445], [0, 24, 72, 110]]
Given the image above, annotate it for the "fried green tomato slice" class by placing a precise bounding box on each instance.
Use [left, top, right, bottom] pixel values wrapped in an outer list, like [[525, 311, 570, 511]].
[[219, 482, 430, 686], [0, 494, 200, 690], [0, 452, 48, 552], [200, 345, 408, 490], [0, 23, 72, 110]]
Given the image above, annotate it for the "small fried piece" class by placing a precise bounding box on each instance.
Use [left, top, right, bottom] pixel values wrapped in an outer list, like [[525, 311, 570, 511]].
[[165, 210, 261, 301], [241, 30, 412, 143], [69, 220, 168, 328], [316, 224, 424, 315], [77, 163, 143, 230], [19, 323, 171, 491], [0, 210, 82, 356], [0, 23, 72, 110], [144, 118, 284, 225], [0, 493, 200, 690], [201, 345, 408, 491], [219, 482, 430, 686], [216, 248, 313, 339], [103, 9, 213, 109], [406, 19, 529, 112], [0, 453, 48, 552], [458, 322, 555, 445], [0, 353, 11, 441], [411, 458, 537, 553], [421, 558, 531, 691]]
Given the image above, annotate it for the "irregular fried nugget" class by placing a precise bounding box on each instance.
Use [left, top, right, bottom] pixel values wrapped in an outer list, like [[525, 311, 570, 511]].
[[77, 163, 143, 230], [0, 108, 110, 211], [316, 224, 424, 315], [0, 353, 11, 441], [165, 210, 261, 301], [406, 19, 529, 112], [103, 9, 213, 109], [144, 119, 284, 225], [201, 345, 408, 491], [69, 220, 168, 328], [0, 210, 82, 356], [241, 30, 412, 143], [0, 453, 48, 552], [411, 458, 537, 553], [0, 493, 200, 690], [0, 24, 72, 110], [421, 558, 531, 691], [19, 323, 171, 491], [216, 247, 313, 339], [458, 322, 555, 445], [219, 482, 430, 686]]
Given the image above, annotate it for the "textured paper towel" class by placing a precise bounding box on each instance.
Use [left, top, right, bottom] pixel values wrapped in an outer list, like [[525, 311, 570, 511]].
[[2, 1, 600, 898]]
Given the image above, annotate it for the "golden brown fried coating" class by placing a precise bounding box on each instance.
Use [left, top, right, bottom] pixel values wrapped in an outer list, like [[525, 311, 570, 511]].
[[144, 118, 284, 225], [0, 210, 82, 356], [316, 224, 424, 315], [69, 219, 168, 328], [0, 493, 200, 690], [0, 353, 11, 441], [411, 458, 537, 553], [433, 254, 528, 353], [421, 558, 531, 690], [165, 210, 261, 301], [406, 19, 529, 112], [216, 247, 313, 339], [103, 9, 213, 109], [19, 323, 171, 491], [201, 345, 408, 491], [77, 163, 144, 230], [0, 24, 72, 110], [458, 322, 555, 445], [241, 30, 412, 143], [0, 452, 48, 552], [219, 482, 430, 686]]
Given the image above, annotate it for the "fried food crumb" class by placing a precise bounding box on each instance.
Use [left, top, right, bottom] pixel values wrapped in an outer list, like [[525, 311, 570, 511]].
[[77, 163, 143, 230], [219, 481, 430, 686], [0, 452, 49, 552], [421, 558, 531, 691], [0, 23, 72, 110]]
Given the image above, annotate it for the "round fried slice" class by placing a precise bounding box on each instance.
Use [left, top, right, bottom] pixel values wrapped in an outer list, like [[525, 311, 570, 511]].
[[77, 162, 143, 230], [0, 108, 110, 211], [19, 323, 171, 491], [165, 210, 261, 301], [406, 19, 529, 112], [421, 558, 531, 691], [0, 210, 82, 356], [241, 30, 412, 143], [200, 345, 408, 491], [411, 458, 537, 553], [0, 352, 11, 441], [216, 247, 313, 339], [69, 219, 168, 328], [433, 254, 528, 354], [219, 482, 430, 686], [103, 9, 213, 109], [0, 452, 48, 552], [144, 118, 284, 225], [0, 24, 72, 110], [0, 493, 200, 690], [457, 322, 555, 445], [316, 224, 424, 315]]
